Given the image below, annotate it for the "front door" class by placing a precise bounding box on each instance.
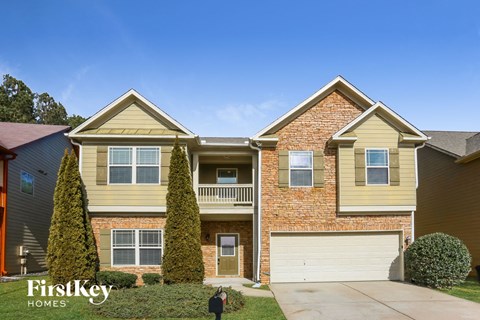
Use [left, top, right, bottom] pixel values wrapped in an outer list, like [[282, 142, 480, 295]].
[[217, 234, 239, 276]]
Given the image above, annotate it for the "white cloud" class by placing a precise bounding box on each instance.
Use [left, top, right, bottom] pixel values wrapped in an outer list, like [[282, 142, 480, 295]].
[[60, 66, 91, 103], [215, 99, 283, 124]]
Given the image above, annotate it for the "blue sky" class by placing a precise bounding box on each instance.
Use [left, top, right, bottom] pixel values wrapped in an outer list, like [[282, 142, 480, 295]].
[[1, 0, 479, 136]]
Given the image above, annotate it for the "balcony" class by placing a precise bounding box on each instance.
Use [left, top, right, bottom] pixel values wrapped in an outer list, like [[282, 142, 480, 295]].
[[197, 184, 253, 205], [192, 152, 256, 219]]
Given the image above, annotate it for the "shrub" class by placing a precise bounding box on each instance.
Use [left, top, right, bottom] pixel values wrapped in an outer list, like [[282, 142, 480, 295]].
[[91, 284, 245, 318], [47, 150, 98, 285], [96, 271, 137, 289], [163, 138, 204, 284], [405, 232, 471, 288], [142, 273, 162, 285]]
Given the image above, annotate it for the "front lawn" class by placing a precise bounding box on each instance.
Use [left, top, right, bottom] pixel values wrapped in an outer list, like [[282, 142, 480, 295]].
[[0, 276, 285, 320], [440, 277, 480, 303]]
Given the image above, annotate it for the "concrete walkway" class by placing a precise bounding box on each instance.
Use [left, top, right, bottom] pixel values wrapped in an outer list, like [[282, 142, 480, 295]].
[[271, 281, 480, 320], [204, 278, 274, 298]]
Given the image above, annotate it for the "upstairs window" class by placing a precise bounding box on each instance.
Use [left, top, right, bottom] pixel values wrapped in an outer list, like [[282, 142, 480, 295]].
[[366, 149, 389, 185], [289, 151, 313, 187], [109, 147, 159, 184]]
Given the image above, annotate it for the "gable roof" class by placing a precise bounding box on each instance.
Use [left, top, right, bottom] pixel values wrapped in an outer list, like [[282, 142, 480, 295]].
[[331, 102, 428, 144], [424, 130, 477, 157], [0, 122, 69, 149], [424, 130, 480, 163], [69, 89, 195, 139], [253, 76, 375, 140]]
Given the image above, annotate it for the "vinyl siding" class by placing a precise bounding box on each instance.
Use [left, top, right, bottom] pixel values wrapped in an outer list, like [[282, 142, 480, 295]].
[[82, 144, 168, 207], [99, 103, 169, 130], [5, 133, 71, 274], [339, 114, 417, 207], [416, 146, 480, 270]]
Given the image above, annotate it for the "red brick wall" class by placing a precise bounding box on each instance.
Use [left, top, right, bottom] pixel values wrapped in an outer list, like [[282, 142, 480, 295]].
[[260, 90, 412, 283], [201, 221, 253, 279], [90, 216, 254, 283], [91, 216, 165, 285]]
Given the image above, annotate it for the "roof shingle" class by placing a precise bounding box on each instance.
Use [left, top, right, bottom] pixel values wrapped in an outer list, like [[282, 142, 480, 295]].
[[0, 122, 70, 149]]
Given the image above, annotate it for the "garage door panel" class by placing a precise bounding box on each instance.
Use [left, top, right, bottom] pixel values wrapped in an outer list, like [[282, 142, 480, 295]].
[[270, 232, 402, 283]]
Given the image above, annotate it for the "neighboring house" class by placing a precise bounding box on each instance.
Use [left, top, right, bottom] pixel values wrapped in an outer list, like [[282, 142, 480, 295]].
[[68, 76, 427, 284], [0, 123, 71, 276], [416, 130, 480, 272]]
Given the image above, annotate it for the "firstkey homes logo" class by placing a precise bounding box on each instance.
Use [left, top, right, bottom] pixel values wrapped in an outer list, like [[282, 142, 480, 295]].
[[27, 279, 112, 307]]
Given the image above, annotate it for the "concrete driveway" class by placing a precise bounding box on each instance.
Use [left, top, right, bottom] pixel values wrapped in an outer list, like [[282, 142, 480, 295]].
[[270, 281, 480, 320]]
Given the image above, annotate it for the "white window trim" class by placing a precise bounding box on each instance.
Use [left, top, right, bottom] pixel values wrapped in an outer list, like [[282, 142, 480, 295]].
[[216, 168, 238, 184], [20, 170, 35, 196], [111, 229, 163, 267], [108, 146, 161, 185], [365, 148, 390, 186], [288, 151, 313, 188]]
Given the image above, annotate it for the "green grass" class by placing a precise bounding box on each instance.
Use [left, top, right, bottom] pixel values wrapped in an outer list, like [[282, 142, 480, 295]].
[[242, 283, 271, 291], [440, 277, 480, 303], [0, 276, 285, 320]]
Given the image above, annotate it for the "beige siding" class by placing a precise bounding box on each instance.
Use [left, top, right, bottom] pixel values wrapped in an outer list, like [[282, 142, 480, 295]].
[[6, 133, 71, 274], [339, 114, 417, 207], [82, 144, 168, 207], [100, 103, 168, 130], [416, 146, 480, 270]]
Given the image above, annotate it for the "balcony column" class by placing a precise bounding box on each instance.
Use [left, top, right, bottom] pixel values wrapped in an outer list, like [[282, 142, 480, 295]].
[[192, 153, 199, 196]]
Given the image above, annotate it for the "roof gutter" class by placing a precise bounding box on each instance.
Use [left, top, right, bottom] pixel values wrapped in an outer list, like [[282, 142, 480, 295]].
[[249, 139, 262, 284]]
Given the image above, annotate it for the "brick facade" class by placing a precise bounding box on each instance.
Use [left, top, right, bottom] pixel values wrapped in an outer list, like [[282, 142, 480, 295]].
[[91, 216, 165, 285], [259, 90, 412, 283], [90, 216, 253, 284], [201, 221, 253, 279]]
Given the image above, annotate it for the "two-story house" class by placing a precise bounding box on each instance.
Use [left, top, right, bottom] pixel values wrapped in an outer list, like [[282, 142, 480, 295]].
[[0, 123, 71, 276], [416, 130, 480, 275], [68, 76, 427, 284]]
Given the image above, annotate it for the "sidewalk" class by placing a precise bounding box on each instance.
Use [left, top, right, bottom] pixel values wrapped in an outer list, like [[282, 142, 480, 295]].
[[204, 278, 274, 298]]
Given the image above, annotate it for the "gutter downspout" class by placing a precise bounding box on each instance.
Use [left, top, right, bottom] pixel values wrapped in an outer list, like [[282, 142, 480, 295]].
[[249, 140, 262, 283], [412, 142, 427, 243], [69, 137, 82, 173]]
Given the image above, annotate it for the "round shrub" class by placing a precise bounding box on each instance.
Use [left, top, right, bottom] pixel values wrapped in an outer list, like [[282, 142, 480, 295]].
[[91, 284, 245, 318], [96, 271, 137, 289], [405, 232, 471, 288], [142, 273, 162, 285]]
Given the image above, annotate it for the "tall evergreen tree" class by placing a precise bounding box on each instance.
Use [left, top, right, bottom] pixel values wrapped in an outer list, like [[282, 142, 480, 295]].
[[0, 74, 35, 123], [163, 138, 204, 284], [47, 150, 98, 284], [35, 92, 68, 125]]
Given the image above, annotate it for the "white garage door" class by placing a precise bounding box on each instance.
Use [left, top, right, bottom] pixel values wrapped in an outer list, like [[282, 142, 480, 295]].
[[270, 232, 402, 283]]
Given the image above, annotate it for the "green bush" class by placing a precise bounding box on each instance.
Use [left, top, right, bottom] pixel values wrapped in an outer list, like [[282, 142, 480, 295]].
[[405, 232, 471, 288], [96, 271, 137, 289], [163, 138, 204, 284], [91, 284, 245, 318], [142, 273, 162, 285], [47, 150, 99, 285]]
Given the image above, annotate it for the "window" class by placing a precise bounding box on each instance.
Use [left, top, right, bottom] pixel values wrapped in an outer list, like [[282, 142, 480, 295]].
[[220, 236, 235, 256], [289, 151, 313, 187], [20, 171, 34, 195], [109, 147, 159, 184], [366, 149, 389, 185], [217, 168, 237, 184], [112, 229, 162, 266]]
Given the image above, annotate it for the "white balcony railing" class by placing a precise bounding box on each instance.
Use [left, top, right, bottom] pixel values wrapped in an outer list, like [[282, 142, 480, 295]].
[[197, 184, 253, 205]]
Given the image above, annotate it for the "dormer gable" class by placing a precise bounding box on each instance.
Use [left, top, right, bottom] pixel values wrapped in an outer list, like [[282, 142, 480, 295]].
[[69, 89, 195, 139]]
